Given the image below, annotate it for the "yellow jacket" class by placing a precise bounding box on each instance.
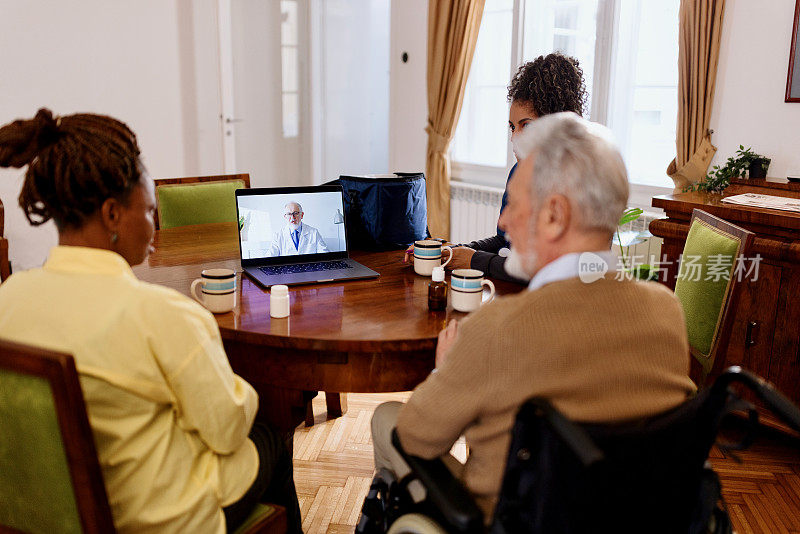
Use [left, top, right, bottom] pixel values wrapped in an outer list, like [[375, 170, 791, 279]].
[[0, 246, 258, 533]]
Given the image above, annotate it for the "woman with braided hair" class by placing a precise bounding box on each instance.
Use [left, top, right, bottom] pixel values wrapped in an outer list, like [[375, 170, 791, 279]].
[[0, 109, 302, 533], [441, 52, 588, 283]]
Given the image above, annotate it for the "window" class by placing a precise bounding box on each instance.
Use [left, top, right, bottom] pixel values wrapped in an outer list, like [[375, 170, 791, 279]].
[[451, 0, 514, 167], [608, 0, 679, 188], [281, 0, 299, 138], [452, 0, 680, 194]]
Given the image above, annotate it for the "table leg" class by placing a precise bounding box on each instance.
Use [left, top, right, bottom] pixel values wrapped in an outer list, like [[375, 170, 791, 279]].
[[325, 392, 347, 419], [305, 402, 315, 427], [252, 385, 308, 454]]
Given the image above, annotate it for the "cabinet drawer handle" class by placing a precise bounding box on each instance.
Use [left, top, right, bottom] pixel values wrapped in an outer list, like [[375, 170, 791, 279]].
[[745, 321, 758, 347]]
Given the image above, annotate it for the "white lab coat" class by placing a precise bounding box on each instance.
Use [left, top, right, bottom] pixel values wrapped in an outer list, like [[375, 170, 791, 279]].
[[267, 223, 331, 257]]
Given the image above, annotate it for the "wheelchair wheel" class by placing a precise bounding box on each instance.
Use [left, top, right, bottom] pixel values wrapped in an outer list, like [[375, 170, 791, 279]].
[[387, 513, 449, 534]]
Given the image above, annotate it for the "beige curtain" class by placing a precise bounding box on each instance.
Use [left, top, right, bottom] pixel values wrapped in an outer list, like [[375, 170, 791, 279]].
[[667, 0, 726, 191], [425, 0, 485, 239]]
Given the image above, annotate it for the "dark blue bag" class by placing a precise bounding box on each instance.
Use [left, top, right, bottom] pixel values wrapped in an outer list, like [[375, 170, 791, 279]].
[[326, 173, 429, 250]]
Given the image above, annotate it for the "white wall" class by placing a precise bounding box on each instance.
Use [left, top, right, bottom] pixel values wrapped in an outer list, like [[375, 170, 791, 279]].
[[389, 0, 428, 173], [0, 0, 400, 272], [0, 1, 224, 272], [709, 0, 800, 178]]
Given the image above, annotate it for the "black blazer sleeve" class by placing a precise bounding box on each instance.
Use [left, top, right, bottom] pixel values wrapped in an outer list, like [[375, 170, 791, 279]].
[[470, 250, 528, 285], [467, 234, 507, 254]]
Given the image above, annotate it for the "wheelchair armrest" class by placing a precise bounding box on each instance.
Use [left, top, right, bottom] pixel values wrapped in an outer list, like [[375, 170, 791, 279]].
[[713, 366, 800, 433], [391, 429, 484, 534]]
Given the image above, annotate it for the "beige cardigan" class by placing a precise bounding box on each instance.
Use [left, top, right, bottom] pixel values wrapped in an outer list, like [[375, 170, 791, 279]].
[[397, 276, 696, 519]]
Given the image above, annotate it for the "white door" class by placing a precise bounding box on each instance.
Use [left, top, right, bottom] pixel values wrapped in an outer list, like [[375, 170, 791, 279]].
[[217, 0, 311, 187], [311, 0, 391, 183], [217, 0, 390, 187]]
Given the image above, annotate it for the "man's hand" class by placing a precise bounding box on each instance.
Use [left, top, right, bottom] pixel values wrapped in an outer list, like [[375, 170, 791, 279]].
[[445, 247, 475, 271], [435, 319, 459, 369]]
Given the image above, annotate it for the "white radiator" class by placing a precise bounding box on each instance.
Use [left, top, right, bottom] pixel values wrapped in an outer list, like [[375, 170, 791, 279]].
[[449, 181, 504, 243], [449, 180, 663, 268]]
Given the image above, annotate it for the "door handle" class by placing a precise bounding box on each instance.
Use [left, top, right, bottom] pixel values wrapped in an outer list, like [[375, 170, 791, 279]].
[[225, 117, 244, 123], [745, 321, 758, 347]]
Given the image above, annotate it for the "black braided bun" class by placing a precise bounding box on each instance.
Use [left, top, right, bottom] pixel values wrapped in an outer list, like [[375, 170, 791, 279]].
[[0, 108, 142, 228]]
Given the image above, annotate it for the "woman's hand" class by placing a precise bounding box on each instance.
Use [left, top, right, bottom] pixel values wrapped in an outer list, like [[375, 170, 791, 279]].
[[445, 247, 475, 271], [435, 319, 459, 369], [403, 245, 414, 264]]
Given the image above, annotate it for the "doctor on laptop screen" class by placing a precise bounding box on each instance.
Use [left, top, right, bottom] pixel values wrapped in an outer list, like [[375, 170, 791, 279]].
[[268, 201, 330, 256], [238, 191, 346, 259]]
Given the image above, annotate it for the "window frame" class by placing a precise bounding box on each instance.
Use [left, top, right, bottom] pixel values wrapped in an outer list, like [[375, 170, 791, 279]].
[[451, 0, 673, 202]]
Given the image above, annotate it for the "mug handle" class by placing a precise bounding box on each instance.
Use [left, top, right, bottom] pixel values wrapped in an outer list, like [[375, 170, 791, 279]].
[[482, 279, 496, 303], [441, 246, 453, 268], [190, 278, 204, 305]]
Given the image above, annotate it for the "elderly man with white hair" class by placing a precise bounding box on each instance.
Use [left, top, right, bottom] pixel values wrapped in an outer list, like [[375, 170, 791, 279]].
[[266, 200, 330, 257], [370, 112, 696, 522]]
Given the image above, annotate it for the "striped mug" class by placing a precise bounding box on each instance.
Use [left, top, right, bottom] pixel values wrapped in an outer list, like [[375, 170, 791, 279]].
[[191, 268, 236, 313], [413, 240, 453, 276], [450, 269, 495, 312]]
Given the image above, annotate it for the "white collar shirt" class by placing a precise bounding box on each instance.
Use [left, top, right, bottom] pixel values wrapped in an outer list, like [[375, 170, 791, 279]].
[[527, 250, 618, 292]]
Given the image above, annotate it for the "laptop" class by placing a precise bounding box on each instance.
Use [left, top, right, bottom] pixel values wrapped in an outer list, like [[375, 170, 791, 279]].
[[235, 185, 379, 288]]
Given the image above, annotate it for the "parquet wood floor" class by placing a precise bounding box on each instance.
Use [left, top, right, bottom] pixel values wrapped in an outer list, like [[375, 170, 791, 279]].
[[293, 392, 411, 534], [709, 424, 800, 534], [293, 393, 800, 534]]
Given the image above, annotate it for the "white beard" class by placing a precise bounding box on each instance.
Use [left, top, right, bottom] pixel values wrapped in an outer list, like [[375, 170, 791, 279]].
[[504, 247, 534, 281], [288, 221, 301, 231], [503, 216, 537, 281]]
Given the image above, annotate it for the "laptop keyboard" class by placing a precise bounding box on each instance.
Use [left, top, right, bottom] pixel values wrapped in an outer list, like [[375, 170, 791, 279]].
[[258, 260, 353, 276]]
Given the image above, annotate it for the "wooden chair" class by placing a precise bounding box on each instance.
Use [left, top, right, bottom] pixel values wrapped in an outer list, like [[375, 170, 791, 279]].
[[154, 173, 251, 230], [0, 198, 11, 281], [0, 338, 285, 533], [673, 209, 754, 385]]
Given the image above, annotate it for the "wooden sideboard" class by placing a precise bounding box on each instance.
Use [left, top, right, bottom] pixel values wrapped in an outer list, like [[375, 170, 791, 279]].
[[650, 178, 800, 405]]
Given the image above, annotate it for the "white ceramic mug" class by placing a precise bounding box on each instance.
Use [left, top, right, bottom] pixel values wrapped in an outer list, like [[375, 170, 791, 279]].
[[450, 269, 496, 312], [413, 240, 453, 276], [191, 268, 236, 313]]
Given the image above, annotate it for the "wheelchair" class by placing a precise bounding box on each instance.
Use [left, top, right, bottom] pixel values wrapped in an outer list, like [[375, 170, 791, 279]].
[[357, 367, 800, 534]]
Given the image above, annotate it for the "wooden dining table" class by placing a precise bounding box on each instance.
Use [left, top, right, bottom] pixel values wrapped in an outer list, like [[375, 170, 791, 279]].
[[133, 222, 522, 435]]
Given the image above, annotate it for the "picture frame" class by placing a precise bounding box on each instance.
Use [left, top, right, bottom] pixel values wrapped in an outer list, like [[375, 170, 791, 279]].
[[786, 0, 800, 102]]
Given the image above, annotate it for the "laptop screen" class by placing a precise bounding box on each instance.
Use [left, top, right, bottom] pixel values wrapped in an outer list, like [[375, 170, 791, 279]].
[[236, 186, 348, 263]]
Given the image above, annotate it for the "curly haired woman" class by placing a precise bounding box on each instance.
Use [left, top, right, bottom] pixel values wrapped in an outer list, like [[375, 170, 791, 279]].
[[446, 52, 588, 283]]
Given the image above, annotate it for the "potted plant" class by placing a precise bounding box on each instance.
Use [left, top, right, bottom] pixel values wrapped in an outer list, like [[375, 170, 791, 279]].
[[615, 208, 658, 281], [686, 145, 771, 193], [748, 156, 771, 179]]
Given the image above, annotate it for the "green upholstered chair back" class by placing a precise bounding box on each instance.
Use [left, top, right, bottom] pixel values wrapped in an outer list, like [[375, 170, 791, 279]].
[[155, 174, 251, 230], [0, 339, 114, 533], [674, 210, 754, 381], [233, 503, 287, 534]]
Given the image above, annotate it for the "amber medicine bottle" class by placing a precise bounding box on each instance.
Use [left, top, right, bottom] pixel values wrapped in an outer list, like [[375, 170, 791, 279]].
[[428, 266, 447, 311]]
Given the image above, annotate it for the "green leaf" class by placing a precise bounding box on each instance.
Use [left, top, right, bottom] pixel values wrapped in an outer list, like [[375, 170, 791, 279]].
[[618, 207, 643, 226]]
